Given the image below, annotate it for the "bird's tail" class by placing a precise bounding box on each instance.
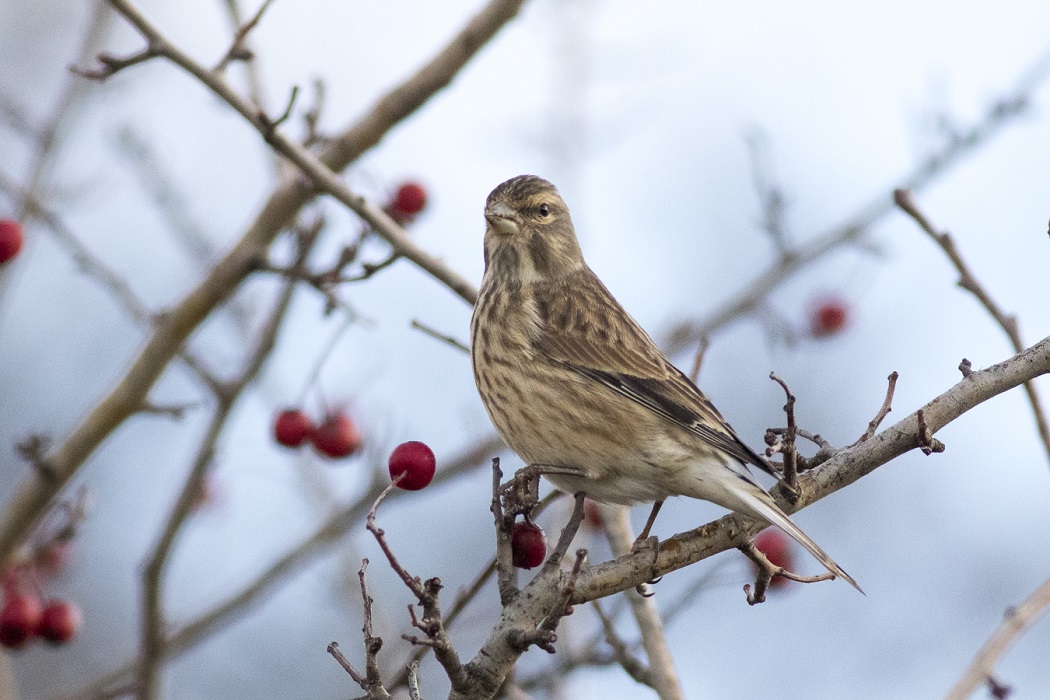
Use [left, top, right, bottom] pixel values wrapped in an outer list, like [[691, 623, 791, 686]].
[[729, 481, 864, 594]]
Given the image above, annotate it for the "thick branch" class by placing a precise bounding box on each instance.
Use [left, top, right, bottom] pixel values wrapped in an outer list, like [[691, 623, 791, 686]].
[[573, 335, 1050, 602], [0, 0, 523, 569], [137, 230, 306, 700]]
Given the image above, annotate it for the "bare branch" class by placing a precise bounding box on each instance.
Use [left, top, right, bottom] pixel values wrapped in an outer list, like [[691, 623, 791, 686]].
[[0, 0, 524, 571], [406, 662, 422, 700], [768, 372, 800, 497], [572, 335, 1050, 604], [592, 600, 653, 687], [894, 188, 1050, 463], [738, 540, 835, 605], [137, 402, 198, 419], [59, 437, 503, 700], [603, 505, 684, 700], [491, 458, 518, 606], [90, 0, 491, 307], [213, 0, 277, 72], [327, 642, 367, 686], [687, 335, 709, 384], [665, 52, 1050, 355], [947, 576, 1050, 700], [366, 475, 468, 692], [138, 245, 307, 699], [71, 46, 160, 79], [854, 371, 899, 445], [327, 561, 391, 698], [411, 319, 470, 354]]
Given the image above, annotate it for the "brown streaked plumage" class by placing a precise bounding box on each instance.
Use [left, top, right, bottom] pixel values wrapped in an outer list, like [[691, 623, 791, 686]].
[[470, 175, 860, 592]]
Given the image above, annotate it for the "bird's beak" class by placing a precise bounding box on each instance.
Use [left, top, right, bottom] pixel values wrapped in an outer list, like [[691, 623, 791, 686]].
[[485, 201, 520, 237]]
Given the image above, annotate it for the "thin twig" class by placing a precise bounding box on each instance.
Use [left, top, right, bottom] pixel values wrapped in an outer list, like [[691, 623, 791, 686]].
[[664, 52, 1050, 355], [894, 189, 1050, 464], [59, 437, 503, 700], [411, 319, 470, 354], [137, 238, 308, 700], [213, 0, 277, 72], [745, 127, 791, 255], [366, 475, 469, 692], [854, 371, 899, 445], [768, 372, 800, 496], [491, 458, 518, 606], [687, 335, 709, 384], [946, 576, 1050, 700], [738, 540, 835, 605], [385, 492, 564, 694], [915, 409, 946, 455], [327, 642, 366, 685], [592, 600, 653, 687], [0, 0, 526, 573], [406, 662, 422, 700]]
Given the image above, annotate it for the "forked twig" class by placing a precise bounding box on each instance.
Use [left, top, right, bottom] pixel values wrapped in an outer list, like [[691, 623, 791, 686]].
[[895, 189, 1050, 463]]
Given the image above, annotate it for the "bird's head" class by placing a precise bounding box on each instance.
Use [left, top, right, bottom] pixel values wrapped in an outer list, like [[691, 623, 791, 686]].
[[482, 175, 585, 284]]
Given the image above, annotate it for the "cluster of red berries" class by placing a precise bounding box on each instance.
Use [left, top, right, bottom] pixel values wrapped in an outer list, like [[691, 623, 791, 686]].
[[274, 408, 437, 491], [0, 574, 81, 649], [274, 408, 363, 459], [384, 181, 428, 225], [0, 219, 24, 265], [752, 528, 794, 590]]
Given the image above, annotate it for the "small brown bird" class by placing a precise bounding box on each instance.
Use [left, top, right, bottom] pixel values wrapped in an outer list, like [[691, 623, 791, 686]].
[[470, 174, 860, 592]]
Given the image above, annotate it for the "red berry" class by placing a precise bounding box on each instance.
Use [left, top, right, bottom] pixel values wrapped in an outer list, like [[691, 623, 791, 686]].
[[753, 529, 793, 589], [38, 600, 81, 645], [387, 182, 428, 223], [810, 297, 849, 337], [511, 521, 546, 569], [387, 441, 435, 490], [0, 593, 43, 649], [0, 219, 23, 264], [311, 412, 363, 458], [274, 409, 314, 447]]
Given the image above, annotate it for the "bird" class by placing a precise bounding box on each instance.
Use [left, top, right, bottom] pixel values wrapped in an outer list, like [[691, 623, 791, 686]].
[[469, 174, 860, 592]]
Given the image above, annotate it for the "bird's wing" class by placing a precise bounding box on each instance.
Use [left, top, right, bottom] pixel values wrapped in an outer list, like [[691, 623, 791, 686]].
[[534, 272, 777, 477]]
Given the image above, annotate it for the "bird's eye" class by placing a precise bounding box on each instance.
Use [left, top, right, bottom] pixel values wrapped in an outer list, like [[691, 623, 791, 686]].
[[538, 203, 550, 217]]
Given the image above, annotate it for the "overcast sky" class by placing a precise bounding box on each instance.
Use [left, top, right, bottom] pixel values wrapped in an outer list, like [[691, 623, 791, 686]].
[[2, 1, 1050, 698]]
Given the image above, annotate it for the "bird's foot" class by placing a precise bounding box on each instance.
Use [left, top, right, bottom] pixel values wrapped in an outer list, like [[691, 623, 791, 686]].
[[630, 535, 662, 597]]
